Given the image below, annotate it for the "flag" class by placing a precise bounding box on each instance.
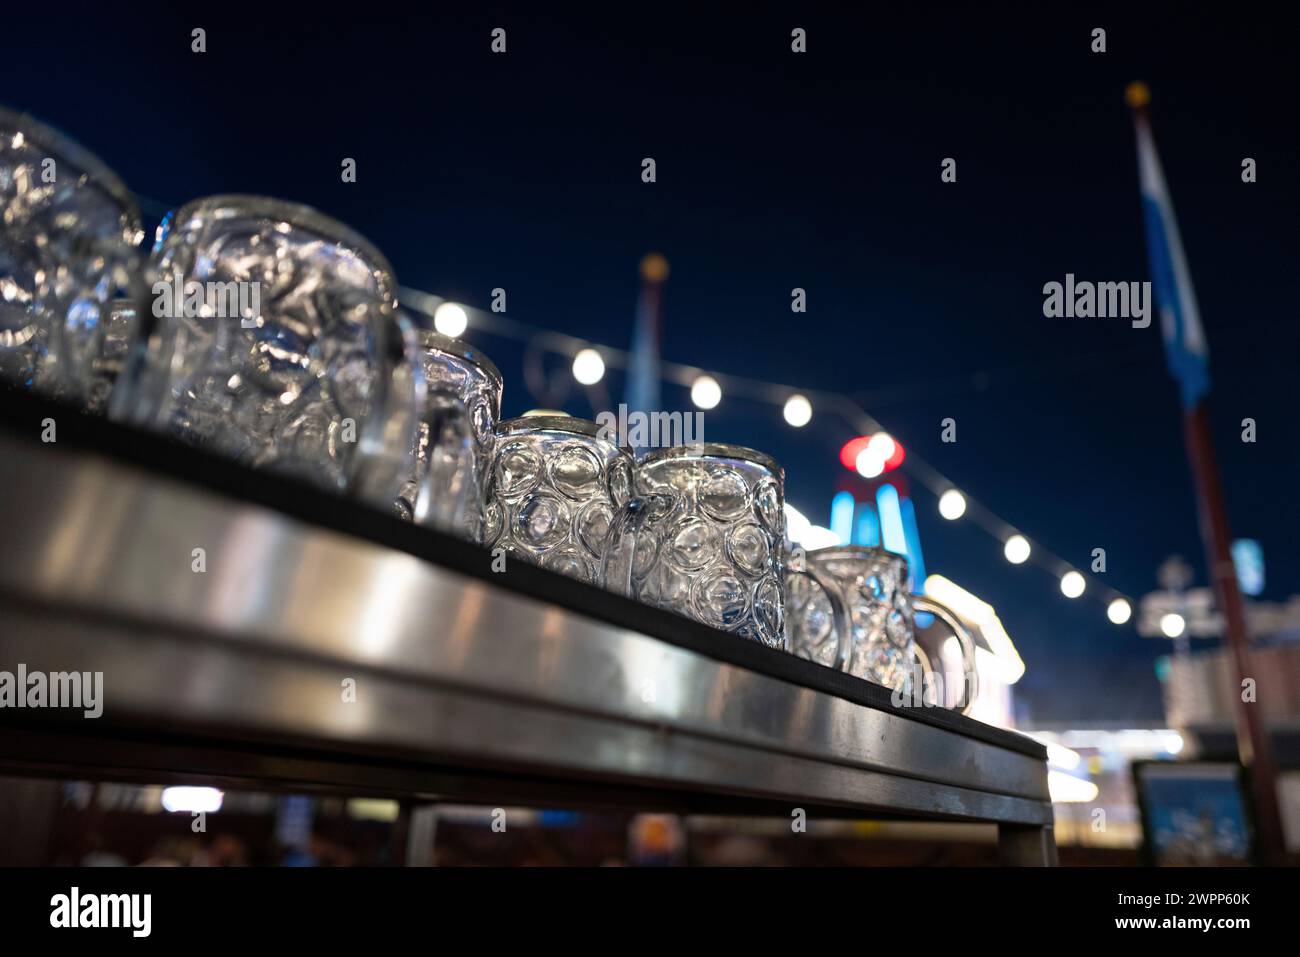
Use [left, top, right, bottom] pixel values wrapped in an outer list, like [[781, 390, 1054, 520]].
[[1130, 86, 1210, 408], [624, 254, 668, 444]]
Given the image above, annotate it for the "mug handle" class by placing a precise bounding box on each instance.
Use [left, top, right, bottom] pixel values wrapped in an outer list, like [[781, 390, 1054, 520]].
[[786, 561, 853, 670], [911, 595, 979, 714], [599, 496, 645, 597], [106, 264, 169, 427], [409, 390, 480, 534], [911, 641, 936, 707], [352, 308, 426, 506]]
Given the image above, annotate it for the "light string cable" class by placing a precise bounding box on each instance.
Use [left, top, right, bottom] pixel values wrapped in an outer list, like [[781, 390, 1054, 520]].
[[398, 286, 1140, 621]]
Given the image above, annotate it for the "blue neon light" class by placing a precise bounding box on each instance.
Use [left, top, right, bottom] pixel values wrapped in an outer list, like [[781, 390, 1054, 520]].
[[876, 483, 907, 557], [830, 491, 855, 544], [853, 502, 881, 547], [899, 494, 926, 591]]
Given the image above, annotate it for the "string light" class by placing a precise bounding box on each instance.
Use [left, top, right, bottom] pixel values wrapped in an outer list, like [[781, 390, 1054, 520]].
[[938, 489, 967, 520], [855, 447, 886, 478], [1004, 535, 1031, 565], [1060, 570, 1086, 598], [571, 348, 606, 385], [393, 285, 1144, 624], [866, 432, 896, 462], [1160, 612, 1186, 638], [690, 375, 721, 409], [1107, 598, 1132, 624], [783, 394, 812, 427], [433, 302, 468, 338]]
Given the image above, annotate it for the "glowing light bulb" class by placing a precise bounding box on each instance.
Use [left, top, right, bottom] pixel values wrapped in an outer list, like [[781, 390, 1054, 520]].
[[691, 375, 721, 409], [866, 432, 896, 462], [938, 489, 966, 520], [855, 447, 886, 478], [783, 394, 812, 427], [1004, 535, 1031, 564], [571, 348, 606, 385], [1107, 598, 1132, 624], [1060, 570, 1086, 598], [433, 302, 468, 338]]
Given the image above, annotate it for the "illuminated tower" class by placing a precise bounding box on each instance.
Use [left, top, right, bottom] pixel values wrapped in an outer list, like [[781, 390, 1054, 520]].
[[830, 433, 927, 592]]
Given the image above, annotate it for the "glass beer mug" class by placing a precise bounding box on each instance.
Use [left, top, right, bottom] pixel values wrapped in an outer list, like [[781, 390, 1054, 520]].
[[603, 443, 792, 648], [110, 194, 422, 506], [787, 545, 978, 712], [0, 106, 146, 408]]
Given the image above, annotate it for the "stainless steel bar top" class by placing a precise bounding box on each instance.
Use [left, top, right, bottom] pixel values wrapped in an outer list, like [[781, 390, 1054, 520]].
[[0, 389, 1054, 836]]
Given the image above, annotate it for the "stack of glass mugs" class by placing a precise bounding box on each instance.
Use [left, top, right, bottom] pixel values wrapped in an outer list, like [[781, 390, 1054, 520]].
[[0, 106, 976, 711]]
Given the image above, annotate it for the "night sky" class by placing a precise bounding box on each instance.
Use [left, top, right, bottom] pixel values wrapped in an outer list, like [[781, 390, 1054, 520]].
[[10, 3, 1298, 723]]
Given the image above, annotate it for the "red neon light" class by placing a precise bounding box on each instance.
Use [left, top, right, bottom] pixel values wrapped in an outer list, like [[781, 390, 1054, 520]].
[[840, 434, 907, 473], [839, 436, 872, 471]]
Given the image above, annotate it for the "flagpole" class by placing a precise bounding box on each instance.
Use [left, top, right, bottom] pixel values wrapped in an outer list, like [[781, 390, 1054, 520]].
[[625, 253, 669, 451], [1127, 82, 1286, 864], [1183, 403, 1287, 864]]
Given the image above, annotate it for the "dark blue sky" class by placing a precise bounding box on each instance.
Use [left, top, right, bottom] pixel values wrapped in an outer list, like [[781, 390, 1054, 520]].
[[10, 3, 1298, 722]]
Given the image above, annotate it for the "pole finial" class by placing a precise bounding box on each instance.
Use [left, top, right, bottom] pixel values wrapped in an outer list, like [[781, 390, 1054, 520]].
[[640, 252, 670, 283], [1125, 81, 1151, 110]]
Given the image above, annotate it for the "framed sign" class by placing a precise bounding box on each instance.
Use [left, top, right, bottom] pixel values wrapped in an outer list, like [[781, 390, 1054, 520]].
[[1132, 760, 1254, 866]]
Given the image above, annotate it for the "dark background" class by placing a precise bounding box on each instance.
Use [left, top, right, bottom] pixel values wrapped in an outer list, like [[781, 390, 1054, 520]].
[[8, 2, 1298, 723]]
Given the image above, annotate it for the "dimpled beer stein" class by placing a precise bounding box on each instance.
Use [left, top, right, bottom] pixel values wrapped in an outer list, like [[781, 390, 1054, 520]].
[[110, 195, 422, 503], [787, 545, 979, 712], [83, 297, 144, 415], [396, 330, 502, 539], [0, 106, 146, 407], [483, 416, 634, 583], [603, 443, 790, 648]]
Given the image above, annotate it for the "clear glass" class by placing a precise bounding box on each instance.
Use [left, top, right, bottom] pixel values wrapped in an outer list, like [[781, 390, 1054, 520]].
[[84, 298, 143, 415], [398, 330, 502, 540], [788, 546, 915, 690], [784, 559, 844, 669], [605, 444, 788, 648], [0, 107, 145, 408], [483, 416, 633, 584], [110, 195, 420, 501]]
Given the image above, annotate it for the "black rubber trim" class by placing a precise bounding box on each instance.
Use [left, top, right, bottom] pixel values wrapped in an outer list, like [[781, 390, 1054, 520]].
[[0, 387, 1045, 760]]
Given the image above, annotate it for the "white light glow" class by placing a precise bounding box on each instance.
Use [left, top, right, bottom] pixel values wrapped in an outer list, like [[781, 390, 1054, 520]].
[[691, 375, 721, 409], [346, 798, 401, 822], [161, 786, 223, 814], [571, 348, 605, 385], [1048, 770, 1099, 804], [855, 447, 886, 478], [1160, 612, 1186, 638], [866, 432, 896, 462], [1044, 742, 1082, 771], [1060, 570, 1086, 598], [783, 394, 812, 427], [1107, 598, 1132, 625], [938, 488, 966, 520], [942, 635, 962, 664], [1004, 534, 1031, 564], [783, 503, 811, 543], [1053, 728, 1185, 756], [433, 302, 468, 338], [802, 525, 843, 550], [784, 503, 842, 550], [923, 574, 1026, 684]]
